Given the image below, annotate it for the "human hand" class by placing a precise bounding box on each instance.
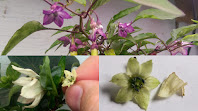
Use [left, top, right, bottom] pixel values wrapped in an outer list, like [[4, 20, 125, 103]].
[[63, 56, 99, 111]]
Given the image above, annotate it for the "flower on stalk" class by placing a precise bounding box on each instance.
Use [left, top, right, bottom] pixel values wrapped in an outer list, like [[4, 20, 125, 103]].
[[110, 57, 160, 110], [62, 69, 77, 87], [118, 21, 135, 37], [89, 18, 107, 42], [43, 2, 72, 27], [169, 40, 193, 55], [11, 65, 44, 108]]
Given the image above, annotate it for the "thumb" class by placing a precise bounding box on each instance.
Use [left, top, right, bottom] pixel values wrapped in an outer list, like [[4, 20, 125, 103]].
[[65, 80, 99, 111]]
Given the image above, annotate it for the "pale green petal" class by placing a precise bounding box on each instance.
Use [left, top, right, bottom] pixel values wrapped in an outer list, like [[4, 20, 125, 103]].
[[21, 79, 43, 99], [158, 72, 187, 97], [110, 73, 129, 87], [139, 60, 152, 77], [17, 96, 34, 104], [13, 77, 32, 86], [144, 76, 160, 91], [134, 88, 150, 110], [12, 65, 39, 78], [24, 92, 45, 108], [126, 57, 139, 75], [115, 87, 133, 103]]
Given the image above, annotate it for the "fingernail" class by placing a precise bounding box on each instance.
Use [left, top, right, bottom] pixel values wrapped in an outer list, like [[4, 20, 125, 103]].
[[66, 85, 83, 111]]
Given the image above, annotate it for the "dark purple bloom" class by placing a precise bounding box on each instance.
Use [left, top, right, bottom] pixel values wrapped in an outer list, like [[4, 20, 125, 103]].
[[118, 22, 135, 37], [58, 36, 70, 47], [43, 2, 72, 27]]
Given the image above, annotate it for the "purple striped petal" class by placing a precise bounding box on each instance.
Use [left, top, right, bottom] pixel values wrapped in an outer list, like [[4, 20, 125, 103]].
[[54, 16, 64, 27], [43, 14, 55, 25], [43, 10, 52, 15], [58, 11, 72, 19]]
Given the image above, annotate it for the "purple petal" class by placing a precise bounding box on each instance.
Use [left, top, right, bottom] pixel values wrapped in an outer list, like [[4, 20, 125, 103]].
[[58, 11, 72, 19], [181, 48, 188, 55], [43, 10, 52, 14], [118, 29, 127, 37], [70, 44, 78, 52], [54, 16, 64, 27], [58, 36, 70, 47], [97, 29, 107, 39], [75, 39, 83, 45], [43, 14, 55, 25], [126, 25, 135, 33]]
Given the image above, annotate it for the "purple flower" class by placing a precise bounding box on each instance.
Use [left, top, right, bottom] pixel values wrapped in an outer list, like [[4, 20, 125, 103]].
[[58, 36, 70, 47], [43, 2, 72, 27], [89, 18, 107, 42], [170, 40, 193, 55], [118, 22, 135, 37]]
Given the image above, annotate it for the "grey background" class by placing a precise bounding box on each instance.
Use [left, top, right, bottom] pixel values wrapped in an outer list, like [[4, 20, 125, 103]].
[[99, 56, 198, 111], [0, 0, 197, 55]]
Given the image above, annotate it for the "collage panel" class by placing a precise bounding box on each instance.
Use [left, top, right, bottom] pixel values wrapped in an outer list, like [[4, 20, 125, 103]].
[[99, 56, 198, 111], [0, 56, 99, 111]]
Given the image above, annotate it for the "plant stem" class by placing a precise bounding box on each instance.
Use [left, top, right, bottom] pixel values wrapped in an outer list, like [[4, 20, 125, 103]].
[[84, 0, 98, 18], [79, 16, 89, 38], [156, 36, 172, 55], [44, 0, 52, 6], [45, 28, 79, 33]]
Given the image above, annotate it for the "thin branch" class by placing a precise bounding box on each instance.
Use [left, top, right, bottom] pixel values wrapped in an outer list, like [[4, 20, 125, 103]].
[[45, 28, 79, 33], [44, 0, 52, 6], [156, 36, 172, 55], [84, 0, 98, 18]]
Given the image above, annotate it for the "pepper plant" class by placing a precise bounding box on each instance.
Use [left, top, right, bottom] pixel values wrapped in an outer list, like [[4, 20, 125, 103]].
[[2, 0, 198, 55]]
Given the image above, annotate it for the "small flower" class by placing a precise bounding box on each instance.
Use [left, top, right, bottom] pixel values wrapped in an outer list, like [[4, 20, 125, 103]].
[[62, 69, 77, 87], [12, 65, 44, 108], [110, 57, 160, 110], [58, 36, 71, 47], [43, 2, 72, 27], [118, 22, 135, 37], [169, 40, 193, 55], [58, 36, 83, 50], [89, 18, 107, 42]]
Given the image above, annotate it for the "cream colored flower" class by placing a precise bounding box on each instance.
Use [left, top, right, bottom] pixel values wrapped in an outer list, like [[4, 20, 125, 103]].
[[62, 69, 77, 87], [12, 65, 44, 108]]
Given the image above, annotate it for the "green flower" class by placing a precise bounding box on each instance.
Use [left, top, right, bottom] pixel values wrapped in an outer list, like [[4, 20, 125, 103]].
[[110, 57, 160, 110]]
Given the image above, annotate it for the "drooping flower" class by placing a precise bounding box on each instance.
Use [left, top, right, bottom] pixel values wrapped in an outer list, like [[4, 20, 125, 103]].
[[169, 40, 193, 55], [43, 2, 72, 27], [110, 57, 160, 110], [89, 18, 107, 42], [62, 69, 77, 87], [12, 65, 44, 108], [118, 22, 135, 37]]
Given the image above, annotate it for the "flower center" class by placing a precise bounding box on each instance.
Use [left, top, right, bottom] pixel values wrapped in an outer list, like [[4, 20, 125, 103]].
[[129, 77, 145, 92]]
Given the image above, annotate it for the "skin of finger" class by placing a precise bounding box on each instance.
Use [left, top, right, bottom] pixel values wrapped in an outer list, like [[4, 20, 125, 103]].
[[76, 56, 99, 81], [66, 80, 99, 111]]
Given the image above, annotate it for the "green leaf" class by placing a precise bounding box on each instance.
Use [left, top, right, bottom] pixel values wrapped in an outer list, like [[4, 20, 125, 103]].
[[52, 26, 74, 36], [134, 33, 157, 41], [171, 24, 198, 42], [45, 40, 63, 54], [51, 66, 62, 86], [126, 57, 140, 75], [70, 9, 81, 16], [125, 0, 184, 17], [8, 56, 61, 74], [0, 85, 21, 107], [109, 5, 141, 26], [104, 49, 116, 55], [144, 76, 160, 91], [140, 60, 152, 78], [91, 0, 111, 10], [134, 88, 150, 110], [134, 8, 180, 22], [74, 0, 86, 6], [2, 21, 46, 55], [107, 23, 117, 39], [115, 87, 133, 103], [65, 56, 80, 71], [39, 56, 58, 96], [182, 34, 198, 42], [110, 73, 129, 87]]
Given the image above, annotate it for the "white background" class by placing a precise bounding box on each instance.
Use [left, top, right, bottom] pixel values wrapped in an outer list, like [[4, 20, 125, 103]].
[[99, 56, 198, 111], [0, 0, 197, 55]]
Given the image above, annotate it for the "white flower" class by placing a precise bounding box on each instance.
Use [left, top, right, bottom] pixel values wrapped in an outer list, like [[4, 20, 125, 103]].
[[62, 69, 77, 87], [12, 65, 44, 108]]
